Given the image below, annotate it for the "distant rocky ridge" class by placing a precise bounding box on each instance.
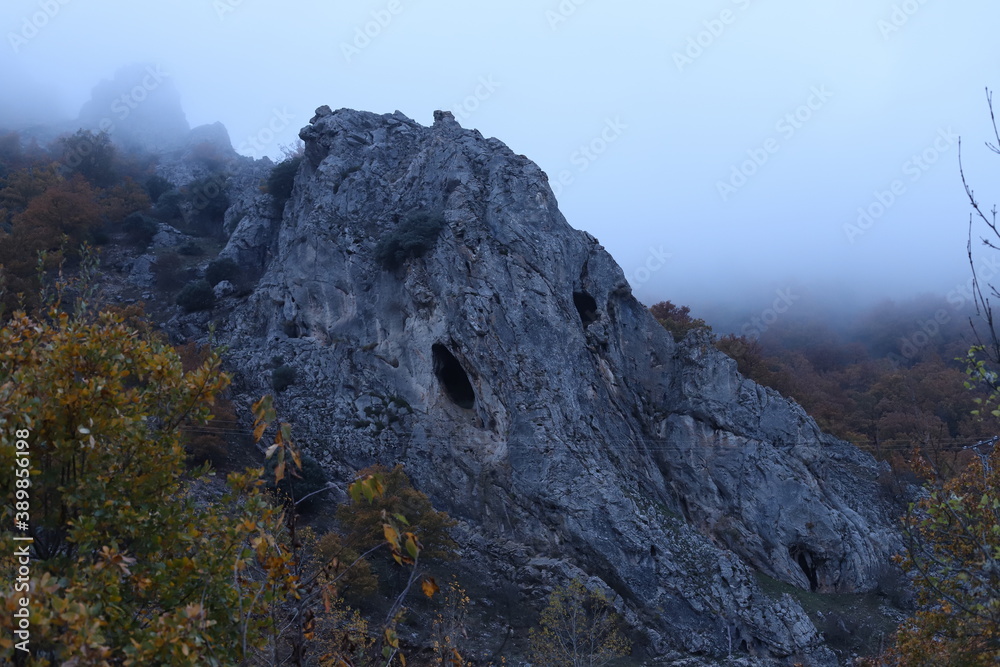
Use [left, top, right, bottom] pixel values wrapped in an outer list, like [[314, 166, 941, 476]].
[[187, 106, 907, 664], [1, 63, 237, 163], [75, 62, 191, 153]]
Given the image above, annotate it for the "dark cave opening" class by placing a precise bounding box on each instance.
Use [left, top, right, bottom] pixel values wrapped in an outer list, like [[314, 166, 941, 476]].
[[573, 291, 599, 327], [790, 546, 820, 592], [432, 343, 476, 409]]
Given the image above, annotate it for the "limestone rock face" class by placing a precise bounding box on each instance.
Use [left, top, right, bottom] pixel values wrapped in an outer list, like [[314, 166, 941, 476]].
[[218, 107, 900, 664]]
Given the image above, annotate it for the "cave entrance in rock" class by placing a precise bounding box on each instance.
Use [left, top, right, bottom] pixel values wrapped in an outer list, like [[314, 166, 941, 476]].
[[790, 546, 819, 592], [573, 291, 599, 327], [432, 344, 475, 409]]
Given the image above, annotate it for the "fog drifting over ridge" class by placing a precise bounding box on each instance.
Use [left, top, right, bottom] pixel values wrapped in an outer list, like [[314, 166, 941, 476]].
[[2, 1, 1000, 322]]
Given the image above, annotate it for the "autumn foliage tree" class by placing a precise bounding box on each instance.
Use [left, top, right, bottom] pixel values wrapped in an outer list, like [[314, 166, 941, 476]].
[[649, 300, 711, 342], [0, 294, 295, 664], [0, 269, 453, 664], [247, 404, 445, 665], [0, 170, 103, 311], [528, 578, 632, 667], [336, 464, 458, 563], [0, 156, 149, 315], [877, 450, 1000, 665], [9, 176, 102, 255]]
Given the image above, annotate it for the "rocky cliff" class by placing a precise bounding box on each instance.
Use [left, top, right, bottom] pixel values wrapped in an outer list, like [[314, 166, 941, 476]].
[[213, 106, 902, 664]]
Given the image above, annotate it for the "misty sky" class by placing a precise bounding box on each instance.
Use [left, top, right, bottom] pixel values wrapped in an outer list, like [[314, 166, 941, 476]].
[[3, 1, 1000, 322]]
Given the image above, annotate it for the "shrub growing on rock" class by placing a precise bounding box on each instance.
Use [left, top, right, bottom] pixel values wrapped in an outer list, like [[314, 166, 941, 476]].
[[176, 279, 215, 312], [122, 212, 159, 247], [177, 240, 204, 256], [271, 364, 297, 392], [650, 300, 712, 342], [374, 211, 446, 270], [267, 156, 301, 214], [206, 256, 240, 287], [154, 252, 189, 291], [181, 175, 230, 237], [153, 189, 183, 221], [144, 174, 175, 204]]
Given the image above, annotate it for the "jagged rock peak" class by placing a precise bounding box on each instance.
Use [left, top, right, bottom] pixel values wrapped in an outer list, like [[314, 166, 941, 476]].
[[215, 106, 904, 665]]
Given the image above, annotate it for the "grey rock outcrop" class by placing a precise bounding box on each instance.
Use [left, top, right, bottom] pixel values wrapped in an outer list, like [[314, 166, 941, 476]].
[[213, 280, 236, 299], [217, 107, 902, 664]]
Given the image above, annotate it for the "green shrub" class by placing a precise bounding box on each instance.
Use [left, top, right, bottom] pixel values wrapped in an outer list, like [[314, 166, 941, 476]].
[[60, 129, 117, 187], [267, 156, 301, 214], [89, 228, 110, 246], [153, 189, 183, 221], [374, 212, 445, 270], [122, 212, 159, 247], [206, 257, 239, 287], [176, 279, 215, 312], [155, 252, 188, 292], [144, 174, 175, 204], [184, 176, 230, 237], [271, 365, 297, 392], [177, 240, 203, 256]]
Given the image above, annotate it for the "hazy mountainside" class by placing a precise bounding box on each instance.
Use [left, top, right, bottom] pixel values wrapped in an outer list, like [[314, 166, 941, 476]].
[[193, 106, 904, 664], [687, 295, 1000, 480], [0, 93, 911, 663]]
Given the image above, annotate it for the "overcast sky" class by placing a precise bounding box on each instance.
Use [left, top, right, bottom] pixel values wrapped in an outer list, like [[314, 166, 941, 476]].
[[3, 1, 1000, 322]]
